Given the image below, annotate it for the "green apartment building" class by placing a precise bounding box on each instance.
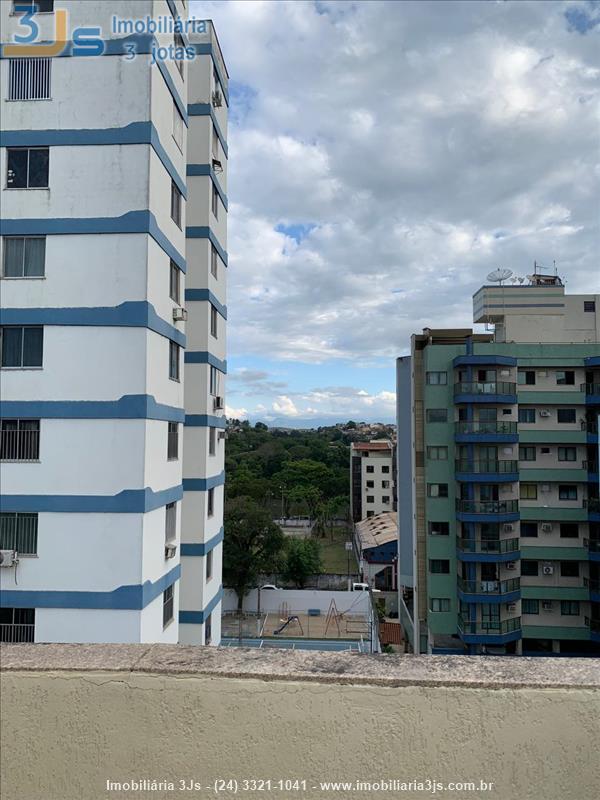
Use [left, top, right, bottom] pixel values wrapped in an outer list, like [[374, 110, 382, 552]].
[[396, 273, 600, 655]]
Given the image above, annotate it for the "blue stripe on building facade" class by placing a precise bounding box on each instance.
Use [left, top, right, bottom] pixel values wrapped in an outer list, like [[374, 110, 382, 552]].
[[182, 471, 226, 491], [185, 226, 227, 265], [0, 395, 184, 423], [179, 585, 224, 624], [186, 164, 228, 209], [0, 211, 186, 273], [1, 123, 187, 198], [1, 302, 185, 347], [180, 527, 224, 556], [0, 565, 181, 610], [0, 485, 183, 514], [187, 104, 228, 156], [184, 289, 227, 319], [184, 414, 226, 428], [184, 352, 227, 372]]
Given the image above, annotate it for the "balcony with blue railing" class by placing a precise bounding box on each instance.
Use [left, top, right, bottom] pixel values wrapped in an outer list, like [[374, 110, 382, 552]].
[[454, 380, 517, 404], [457, 537, 520, 563], [455, 459, 519, 483], [456, 498, 519, 523], [585, 498, 600, 522], [582, 382, 600, 404], [458, 615, 522, 645], [584, 576, 600, 601], [585, 616, 600, 642], [457, 576, 521, 603], [584, 537, 600, 563], [454, 420, 518, 444]]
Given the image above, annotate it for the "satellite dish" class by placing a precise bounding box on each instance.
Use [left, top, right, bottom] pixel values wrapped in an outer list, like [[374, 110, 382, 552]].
[[518, 277, 525, 284], [486, 268, 513, 285]]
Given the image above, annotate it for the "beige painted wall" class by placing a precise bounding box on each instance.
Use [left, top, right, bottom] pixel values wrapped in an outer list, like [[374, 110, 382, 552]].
[[2, 667, 599, 800]]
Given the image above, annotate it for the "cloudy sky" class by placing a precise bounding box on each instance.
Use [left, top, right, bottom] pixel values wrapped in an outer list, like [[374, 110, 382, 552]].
[[191, 0, 599, 426]]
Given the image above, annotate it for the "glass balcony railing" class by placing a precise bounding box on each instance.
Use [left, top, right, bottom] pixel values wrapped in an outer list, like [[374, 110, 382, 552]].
[[455, 421, 517, 436], [457, 577, 520, 595], [455, 460, 518, 474], [457, 537, 519, 554], [458, 616, 521, 635], [456, 499, 519, 515], [454, 381, 517, 397]]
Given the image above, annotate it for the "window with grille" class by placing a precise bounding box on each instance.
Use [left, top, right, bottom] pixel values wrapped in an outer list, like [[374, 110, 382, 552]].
[[2, 236, 45, 277], [0, 608, 35, 643], [8, 58, 51, 100], [1, 420, 40, 461], [163, 585, 174, 627], [167, 422, 178, 460], [0, 513, 38, 554]]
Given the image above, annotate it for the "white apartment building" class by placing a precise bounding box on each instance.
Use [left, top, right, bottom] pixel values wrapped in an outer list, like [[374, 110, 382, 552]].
[[350, 440, 397, 522], [0, 1, 228, 645]]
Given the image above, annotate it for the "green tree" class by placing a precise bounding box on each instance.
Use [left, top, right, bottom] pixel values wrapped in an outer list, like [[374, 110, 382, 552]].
[[223, 497, 285, 609], [282, 538, 322, 588]]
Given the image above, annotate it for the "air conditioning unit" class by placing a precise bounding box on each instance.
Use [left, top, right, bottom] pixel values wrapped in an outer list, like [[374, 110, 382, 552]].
[[212, 90, 223, 107], [165, 543, 177, 559], [213, 396, 225, 410], [0, 550, 17, 568], [507, 603, 517, 613], [218, 430, 227, 440], [503, 523, 514, 533], [542, 564, 554, 576], [541, 523, 553, 533], [542, 601, 553, 611], [539, 409, 551, 418], [172, 307, 187, 322], [506, 561, 517, 570]]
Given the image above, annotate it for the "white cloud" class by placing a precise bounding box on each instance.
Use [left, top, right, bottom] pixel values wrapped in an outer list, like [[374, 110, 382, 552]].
[[225, 405, 248, 419], [272, 395, 300, 416]]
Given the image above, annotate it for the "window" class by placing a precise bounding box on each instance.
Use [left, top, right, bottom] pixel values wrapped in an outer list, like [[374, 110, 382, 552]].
[[521, 522, 538, 538], [430, 598, 450, 612], [8, 57, 51, 101], [173, 102, 184, 151], [558, 447, 577, 462], [382, 496, 390, 504], [426, 409, 447, 423], [366, 510, 374, 518], [167, 422, 178, 460], [2, 236, 45, 278], [169, 341, 180, 381], [540, 447, 550, 454], [212, 123, 219, 160], [429, 521, 449, 536], [0, 512, 38, 554], [1, 419, 40, 461], [521, 560, 538, 576], [427, 483, 448, 498], [210, 305, 218, 338], [0, 608, 35, 643], [519, 446, 536, 462], [560, 561, 579, 578], [522, 599, 539, 615], [518, 408, 536, 424], [560, 600, 580, 616], [209, 365, 219, 396], [210, 244, 219, 278], [520, 483, 537, 500], [479, 408, 497, 422], [502, 408, 512, 415], [366, 480, 374, 488], [560, 523, 579, 539], [366, 496, 374, 504], [206, 549, 213, 581], [556, 370, 575, 386], [211, 184, 219, 219], [558, 485, 577, 501], [429, 559, 450, 574], [426, 371, 447, 385], [207, 488, 215, 517], [12, 0, 54, 10], [6, 147, 49, 188], [381, 465, 390, 473], [165, 502, 176, 544], [170, 181, 182, 228], [584, 300, 596, 312], [366, 465, 374, 474], [162, 585, 174, 627], [174, 33, 185, 77], [427, 446, 448, 460], [517, 370, 536, 385], [169, 260, 180, 303], [204, 612, 212, 645], [381, 480, 389, 489], [557, 409, 576, 424], [1, 326, 43, 368], [209, 426, 217, 456]]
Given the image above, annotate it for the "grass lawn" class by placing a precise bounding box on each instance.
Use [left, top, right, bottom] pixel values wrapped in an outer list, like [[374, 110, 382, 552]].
[[317, 529, 357, 575]]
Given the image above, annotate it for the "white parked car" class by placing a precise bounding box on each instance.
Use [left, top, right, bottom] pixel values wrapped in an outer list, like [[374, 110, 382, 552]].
[[260, 584, 280, 591]]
